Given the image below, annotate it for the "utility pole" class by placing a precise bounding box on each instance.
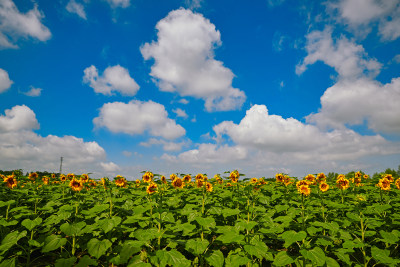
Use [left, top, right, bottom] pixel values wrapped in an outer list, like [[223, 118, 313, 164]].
[[59, 157, 63, 174]]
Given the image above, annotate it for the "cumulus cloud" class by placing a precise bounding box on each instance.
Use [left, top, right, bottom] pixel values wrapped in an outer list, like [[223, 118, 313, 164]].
[[66, 0, 87, 20], [330, 0, 400, 41], [107, 0, 130, 8], [172, 108, 188, 118], [23, 86, 42, 97], [0, 105, 39, 132], [306, 77, 400, 134], [0, 0, 51, 49], [0, 68, 13, 93], [296, 28, 381, 79], [100, 161, 120, 172], [141, 8, 246, 111], [93, 100, 186, 140], [140, 138, 185, 151], [83, 65, 139, 96], [0, 105, 108, 176]]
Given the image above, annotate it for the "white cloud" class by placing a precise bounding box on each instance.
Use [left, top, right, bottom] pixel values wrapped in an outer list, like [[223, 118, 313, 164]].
[[393, 54, 400, 63], [122, 150, 132, 157], [173, 108, 188, 118], [141, 8, 246, 111], [140, 138, 185, 152], [185, 0, 203, 10], [0, 105, 39, 132], [0, 0, 51, 49], [330, 0, 400, 41], [83, 65, 139, 96], [0, 105, 107, 176], [0, 68, 13, 93], [163, 104, 400, 176], [267, 0, 286, 7], [306, 77, 400, 134], [296, 28, 382, 79], [93, 100, 186, 140], [23, 86, 42, 97], [107, 0, 130, 8], [178, 98, 189, 104], [66, 0, 87, 20], [100, 161, 120, 172]]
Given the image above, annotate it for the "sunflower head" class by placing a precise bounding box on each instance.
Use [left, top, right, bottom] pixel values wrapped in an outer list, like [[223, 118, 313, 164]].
[[319, 182, 329, 192], [275, 173, 285, 183], [142, 172, 154, 183], [146, 183, 157, 194], [395, 178, 400, 190], [51, 173, 56, 179], [296, 180, 309, 188], [169, 173, 178, 181], [230, 170, 239, 183], [29, 172, 38, 181], [336, 175, 350, 190], [115, 176, 127, 187], [354, 171, 362, 178], [4, 175, 17, 189], [67, 173, 75, 180], [316, 173, 326, 183], [304, 174, 316, 185], [161, 176, 167, 184], [183, 175, 191, 183], [298, 184, 311, 196], [206, 182, 213, 192], [80, 174, 89, 183], [363, 174, 369, 179], [196, 179, 204, 188], [60, 174, 67, 182], [195, 173, 204, 181], [250, 178, 258, 184], [283, 176, 293, 187], [172, 177, 184, 189], [377, 177, 391, 191], [69, 178, 83, 191], [42, 176, 50, 185], [383, 174, 394, 183]]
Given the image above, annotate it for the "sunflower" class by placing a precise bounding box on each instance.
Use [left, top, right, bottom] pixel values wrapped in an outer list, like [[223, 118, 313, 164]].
[[80, 174, 89, 183], [195, 173, 204, 181], [67, 173, 75, 180], [296, 180, 309, 188], [196, 179, 204, 188], [230, 170, 239, 183], [377, 177, 390, 191], [298, 184, 311, 196], [214, 174, 221, 180], [136, 179, 141, 184], [316, 173, 326, 183], [42, 176, 49, 185], [336, 175, 350, 190], [395, 179, 400, 189], [170, 173, 178, 181], [172, 177, 184, 189], [206, 182, 213, 192], [383, 174, 394, 183], [355, 171, 362, 178], [319, 182, 329, 192], [29, 172, 38, 181], [183, 175, 191, 183], [69, 178, 83, 191], [51, 173, 56, 179], [250, 178, 258, 184], [283, 176, 293, 186], [4, 175, 17, 189], [115, 176, 127, 187], [363, 174, 369, 179], [60, 174, 67, 182], [142, 172, 153, 183], [100, 177, 109, 186], [226, 182, 232, 187], [146, 183, 157, 194], [304, 174, 316, 185], [160, 176, 167, 184]]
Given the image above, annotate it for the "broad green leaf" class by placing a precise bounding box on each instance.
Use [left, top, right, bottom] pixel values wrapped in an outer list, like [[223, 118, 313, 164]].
[[371, 247, 395, 265], [0, 231, 27, 253], [244, 241, 269, 260], [222, 208, 240, 218], [304, 247, 326, 266], [133, 228, 159, 241], [325, 257, 340, 267], [87, 238, 112, 259], [0, 220, 18, 227], [236, 220, 257, 231], [156, 249, 191, 267], [379, 230, 399, 244], [225, 253, 250, 267], [76, 255, 98, 267], [0, 258, 15, 267], [81, 204, 109, 216], [335, 248, 353, 266], [42, 235, 67, 253], [21, 217, 42, 231], [174, 223, 196, 236], [54, 257, 76, 267], [185, 238, 209, 256], [195, 217, 216, 230], [28, 239, 42, 247], [60, 221, 86, 236], [114, 241, 144, 265], [281, 230, 307, 248], [273, 251, 294, 266], [97, 216, 121, 233], [205, 250, 224, 267], [216, 232, 245, 244], [346, 212, 360, 222]]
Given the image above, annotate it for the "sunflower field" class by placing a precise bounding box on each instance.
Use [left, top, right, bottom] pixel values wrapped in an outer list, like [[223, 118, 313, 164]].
[[1, 170, 400, 266]]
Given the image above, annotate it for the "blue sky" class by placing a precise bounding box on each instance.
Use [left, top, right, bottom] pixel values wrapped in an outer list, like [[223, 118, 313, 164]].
[[0, 0, 399, 179]]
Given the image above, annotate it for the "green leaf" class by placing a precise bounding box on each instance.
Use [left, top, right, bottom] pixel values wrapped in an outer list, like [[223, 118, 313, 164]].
[[371, 247, 396, 265], [244, 241, 269, 260], [60, 221, 86, 236], [97, 217, 121, 233], [379, 230, 399, 244], [304, 247, 326, 266], [216, 232, 245, 244], [115, 241, 144, 265], [185, 238, 209, 256], [221, 208, 240, 218], [0, 258, 15, 267], [81, 204, 109, 216], [76, 255, 98, 267], [174, 223, 196, 236], [28, 239, 42, 247], [273, 251, 294, 266], [325, 257, 340, 267], [133, 228, 159, 241], [55, 257, 76, 267], [87, 238, 112, 259], [225, 253, 250, 267], [280, 230, 307, 248], [205, 250, 224, 267], [334, 248, 353, 266], [42, 235, 67, 253], [0, 231, 27, 254], [21, 217, 42, 231], [195, 217, 216, 230], [156, 249, 191, 267]]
